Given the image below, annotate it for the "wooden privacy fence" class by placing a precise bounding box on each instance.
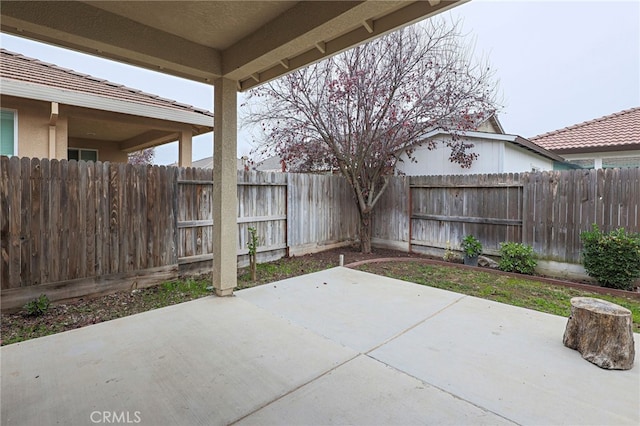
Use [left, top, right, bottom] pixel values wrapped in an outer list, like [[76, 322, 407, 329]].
[[372, 168, 640, 263], [0, 157, 178, 288], [522, 168, 639, 262], [3, 154, 638, 309], [0, 156, 360, 309]]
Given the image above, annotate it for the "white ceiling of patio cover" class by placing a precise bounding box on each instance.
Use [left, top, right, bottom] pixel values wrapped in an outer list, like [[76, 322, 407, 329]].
[[0, 0, 466, 90]]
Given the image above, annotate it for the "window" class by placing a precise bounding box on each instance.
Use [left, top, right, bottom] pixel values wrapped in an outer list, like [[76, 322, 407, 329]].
[[568, 159, 594, 169], [602, 156, 640, 169], [68, 148, 98, 162], [0, 109, 17, 156]]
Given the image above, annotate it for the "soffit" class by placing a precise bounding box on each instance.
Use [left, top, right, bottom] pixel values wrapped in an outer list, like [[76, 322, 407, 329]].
[[68, 116, 153, 142], [0, 1, 466, 90]]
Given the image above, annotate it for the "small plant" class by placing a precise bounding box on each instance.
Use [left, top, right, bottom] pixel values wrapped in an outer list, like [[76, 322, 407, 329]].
[[460, 235, 482, 258], [443, 240, 461, 263], [498, 242, 537, 275], [24, 294, 50, 316], [248, 227, 259, 281], [580, 224, 640, 291]]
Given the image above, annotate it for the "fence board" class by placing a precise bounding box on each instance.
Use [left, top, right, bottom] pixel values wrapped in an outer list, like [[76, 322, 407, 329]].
[[28, 159, 41, 285], [19, 157, 31, 286], [1, 157, 11, 288], [84, 161, 96, 277], [68, 161, 79, 279]]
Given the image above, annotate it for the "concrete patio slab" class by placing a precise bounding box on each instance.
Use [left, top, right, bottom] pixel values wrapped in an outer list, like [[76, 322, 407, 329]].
[[237, 354, 516, 426], [370, 295, 640, 425], [238, 267, 465, 353], [2, 266, 639, 426], [1, 296, 358, 426]]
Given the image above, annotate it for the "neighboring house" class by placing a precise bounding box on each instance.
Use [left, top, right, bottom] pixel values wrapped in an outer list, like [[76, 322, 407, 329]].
[[172, 156, 255, 171], [252, 156, 286, 172], [531, 107, 640, 169], [0, 49, 213, 165], [396, 115, 566, 176]]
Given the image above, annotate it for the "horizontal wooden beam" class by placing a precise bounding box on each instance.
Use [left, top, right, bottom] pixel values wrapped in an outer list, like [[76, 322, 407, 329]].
[[237, 243, 288, 256], [178, 180, 287, 186], [178, 215, 288, 230], [178, 243, 288, 263], [178, 220, 213, 229], [237, 215, 286, 224], [177, 180, 214, 185], [236, 181, 287, 186], [410, 183, 523, 188], [178, 254, 213, 265], [412, 213, 522, 226], [1, 265, 179, 312]]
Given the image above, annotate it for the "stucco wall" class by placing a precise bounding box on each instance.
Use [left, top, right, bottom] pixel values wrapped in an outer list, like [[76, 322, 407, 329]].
[[1, 96, 68, 158], [2, 95, 141, 163]]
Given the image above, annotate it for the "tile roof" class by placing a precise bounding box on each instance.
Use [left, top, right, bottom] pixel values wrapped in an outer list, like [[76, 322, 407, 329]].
[[531, 107, 640, 152], [0, 49, 213, 118]]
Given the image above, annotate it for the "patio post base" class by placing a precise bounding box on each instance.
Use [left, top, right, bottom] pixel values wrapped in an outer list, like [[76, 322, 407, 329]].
[[563, 297, 635, 370], [215, 288, 234, 297]]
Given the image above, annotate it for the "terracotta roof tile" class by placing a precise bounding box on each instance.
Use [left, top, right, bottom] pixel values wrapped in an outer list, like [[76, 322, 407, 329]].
[[0, 49, 213, 118], [531, 107, 640, 152]]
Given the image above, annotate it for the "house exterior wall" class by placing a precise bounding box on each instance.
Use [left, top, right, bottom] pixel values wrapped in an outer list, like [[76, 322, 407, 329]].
[[1, 95, 68, 158], [503, 143, 554, 172], [397, 137, 503, 176], [396, 136, 555, 176], [0, 94, 188, 163]]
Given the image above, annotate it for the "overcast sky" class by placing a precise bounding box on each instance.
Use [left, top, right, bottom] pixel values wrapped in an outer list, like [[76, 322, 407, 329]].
[[1, 0, 638, 165]]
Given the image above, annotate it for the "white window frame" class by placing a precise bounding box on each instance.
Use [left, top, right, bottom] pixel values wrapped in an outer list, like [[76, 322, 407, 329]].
[[68, 147, 99, 162], [1, 108, 18, 157]]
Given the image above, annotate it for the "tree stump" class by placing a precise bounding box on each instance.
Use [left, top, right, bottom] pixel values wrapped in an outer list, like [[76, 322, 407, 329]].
[[563, 297, 635, 370]]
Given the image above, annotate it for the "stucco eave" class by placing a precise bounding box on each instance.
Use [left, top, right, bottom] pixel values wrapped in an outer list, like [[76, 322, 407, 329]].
[[1, 78, 214, 128]]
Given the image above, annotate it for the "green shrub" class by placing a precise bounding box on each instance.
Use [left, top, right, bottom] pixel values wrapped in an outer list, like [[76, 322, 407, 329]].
[[24, 294, 50, 316], [498, 242, 537, 275], [461, 235, 482, 258], [580, 225, 640, 291]]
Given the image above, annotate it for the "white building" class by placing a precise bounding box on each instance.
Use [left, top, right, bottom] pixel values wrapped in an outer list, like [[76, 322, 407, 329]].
[[396, 116, 565, 176]]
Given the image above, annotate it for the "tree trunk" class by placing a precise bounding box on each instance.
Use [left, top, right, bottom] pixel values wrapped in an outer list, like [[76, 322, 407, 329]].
[[360, 210, 372, 254], [250, 255, 257, 281], [563, 297, 635, 370]]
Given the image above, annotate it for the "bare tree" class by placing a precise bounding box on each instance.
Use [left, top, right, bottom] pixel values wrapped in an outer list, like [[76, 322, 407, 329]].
[[128, 148, 155, 165], [245, 18, 500, 253]]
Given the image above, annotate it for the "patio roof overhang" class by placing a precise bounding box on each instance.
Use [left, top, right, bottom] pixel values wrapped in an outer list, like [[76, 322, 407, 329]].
[[0, 0, 467, 296], [0, 0, 466, 90]]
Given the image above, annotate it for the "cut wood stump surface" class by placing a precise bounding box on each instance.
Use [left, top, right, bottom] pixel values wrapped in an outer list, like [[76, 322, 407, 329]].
[[563, 297, 635, 370]]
